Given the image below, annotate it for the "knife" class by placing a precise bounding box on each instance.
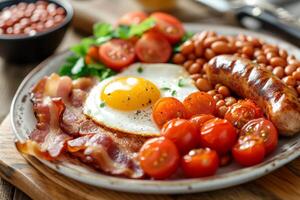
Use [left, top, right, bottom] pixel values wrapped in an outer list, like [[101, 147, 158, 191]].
[[194, 0, 300, 46]]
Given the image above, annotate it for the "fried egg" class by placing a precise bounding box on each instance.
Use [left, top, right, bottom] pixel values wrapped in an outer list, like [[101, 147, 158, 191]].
[[83, 63, 198, 136]]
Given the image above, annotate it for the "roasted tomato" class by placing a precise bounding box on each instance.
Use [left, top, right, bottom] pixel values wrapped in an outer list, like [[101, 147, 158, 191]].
[[139, 137, 180, 179], [181, 148, 219, 178], [152, 97, 188, 128], [190, 114, 215, 132], [118, 11, 148, 25], [240, 118, 278, 154], [87, 46, 99, 61], [232, 136, 265, 166], [200, 118, 238, 155], [161, 119, 199, 154], [150, 12, 184, 44], [135, 31, 172, 63], [99, 39, 135, 71], [224, 100, 263, 129], [183, 92, 216, 117]]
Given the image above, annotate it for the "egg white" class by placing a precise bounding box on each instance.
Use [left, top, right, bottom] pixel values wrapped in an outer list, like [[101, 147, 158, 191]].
[[83, 63, 198, 136]]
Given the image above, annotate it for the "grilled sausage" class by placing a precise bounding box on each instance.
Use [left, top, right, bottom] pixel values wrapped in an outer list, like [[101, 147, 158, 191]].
[[207, 55, 300, 136]]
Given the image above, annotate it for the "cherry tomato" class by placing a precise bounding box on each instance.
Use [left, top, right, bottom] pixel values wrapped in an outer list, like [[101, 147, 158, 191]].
[[139, 137, 180, 179], [135, 31, 171, 63], [152, 97, 188, 128], [232, 136, 265, 166], [181, 148, 219, 178], [240, 118, 278, 154], [190, 114, 215, 132], [118, 11, 148, 26], [151, 12, 184, 44], [85, 55, 92, 65], [183, 92, 216, 117], [200, 118, 238, 155], [87, 46, 99, 61], [225, 100, 263, 129], [99, 39, 135, 71], [161, 119, 199, 154], [220, 153, 232, 167]]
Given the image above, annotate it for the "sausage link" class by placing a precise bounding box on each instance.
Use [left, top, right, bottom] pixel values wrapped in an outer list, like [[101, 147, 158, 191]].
[[207, 55, 300, 136]]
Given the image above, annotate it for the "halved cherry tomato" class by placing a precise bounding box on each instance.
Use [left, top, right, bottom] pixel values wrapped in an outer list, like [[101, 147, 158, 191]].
[[224, 100, 263, 129], [183, 92, 216, 117], [135, 31, 171, 63], [87, 46, 99, 61], [118, 11, 148, 26], [240, 118, 278, 154], [200, 118, 237, 155], [161, 119, 199, 154], [99, 39, 135, 71], [152, 97, 188, 128], [190, 114, 215, 132], [139, 137, 180, 179], [181, 148, 219, 178], [232, 136, 265, 166], [151, 12, 184, 44]]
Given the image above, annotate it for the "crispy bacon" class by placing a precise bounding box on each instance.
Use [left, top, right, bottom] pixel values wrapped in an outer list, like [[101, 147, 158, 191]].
[[19, 74, 147, 178]]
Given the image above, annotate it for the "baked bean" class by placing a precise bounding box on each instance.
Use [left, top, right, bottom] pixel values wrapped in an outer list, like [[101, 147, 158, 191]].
[[242, 45, 254, 57], [211, 41, 230, 54], [224, 97, 236, 106], [216, 100, 225, 108], [172, 53, 185, 64], [196, 78, 212, 91], [202, 63, 210, 73], [195, 58, 206, 66], [189, 63, 201, 74], [203, 36, 218, 48], [284, 65, 297, 75], [190, 73, 201, 81], [214, 83, 222, 90], [254, 49, 264, 57], [207, 31, 217, 37], [273, 66, 284, 78], [237, 33, 247, 41], [297, 67, 300, 73], [228, 42, 237, 53], [194, 40, 203, 57], [213, 94, 224, 102], [266, 65, 273, 71], [247, 36, 261, 47], [266, 52, 277, 61], [207, 90, 216, 96], [282, 76, 296, 86], [180, 40, 194, 55], [218, 86, 230, 97], [218, 106, 228, 117], [270, 57, 286, 67], [292, 71, 300, 81], [279, 49, 288, 59], [288, 59, 300, 67], [183, 60, 193, 70], [204, 48, 215, 60], [297, 85, 300, 94], [202, 74, 208, 79], [241, 54, 249, 59], [192, 31, 208, 42], [187, 53, 196, 60], [256, 55, 267, 64]]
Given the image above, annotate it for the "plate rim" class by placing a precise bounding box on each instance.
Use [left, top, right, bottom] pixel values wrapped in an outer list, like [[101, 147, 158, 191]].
[[10, 24, 300, 194]]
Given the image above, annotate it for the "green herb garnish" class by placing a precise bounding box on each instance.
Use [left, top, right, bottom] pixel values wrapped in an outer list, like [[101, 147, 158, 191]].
[[171, 90, 177, 96], [100, 102, 106, 108], [178, 78, 187, 87], [160, 87, 171, 91], [137, 66, 144, 73]]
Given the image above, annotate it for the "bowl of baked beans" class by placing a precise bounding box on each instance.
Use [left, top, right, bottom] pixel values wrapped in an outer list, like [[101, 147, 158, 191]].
[[0, 0, 73, 62]]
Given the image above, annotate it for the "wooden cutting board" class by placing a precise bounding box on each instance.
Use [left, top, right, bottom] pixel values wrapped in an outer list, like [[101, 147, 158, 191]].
[[0, 114, 300, 200]]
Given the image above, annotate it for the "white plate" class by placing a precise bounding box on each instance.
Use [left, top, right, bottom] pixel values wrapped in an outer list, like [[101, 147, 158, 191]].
[[11, 24, 300, 194]]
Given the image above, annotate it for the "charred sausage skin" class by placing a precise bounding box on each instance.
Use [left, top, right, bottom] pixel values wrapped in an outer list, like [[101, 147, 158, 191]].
[[207, 55, 300, 136]]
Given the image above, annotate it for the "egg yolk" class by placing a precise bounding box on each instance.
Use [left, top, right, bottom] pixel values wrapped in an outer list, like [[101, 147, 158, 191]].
[[101, 77, 160, 110]]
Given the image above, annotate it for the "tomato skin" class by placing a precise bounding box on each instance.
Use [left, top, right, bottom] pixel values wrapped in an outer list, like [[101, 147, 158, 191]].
[[152, 97, 188, 128], [151, 12, 184, 44], [232, 136, 265, 166], [200, 118, 238, 155], [181, 148, 219, 178], [118, 11, 148, 25], [99, 39, 135, 71], [225, 100, 263, 129], [139, 137, 180, 179], [240, 118, 278, 154], [183, 92, 216, 117], [190, 114, 215, 132], [135, 31, 172, 63], [161, 119, 199, 154]]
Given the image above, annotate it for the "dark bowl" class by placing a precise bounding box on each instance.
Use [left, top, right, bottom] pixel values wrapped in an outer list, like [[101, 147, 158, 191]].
[[0, 0, 73, 63]]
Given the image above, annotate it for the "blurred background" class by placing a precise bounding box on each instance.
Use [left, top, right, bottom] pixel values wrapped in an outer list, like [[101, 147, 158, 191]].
[[0, 0, 300, 200]]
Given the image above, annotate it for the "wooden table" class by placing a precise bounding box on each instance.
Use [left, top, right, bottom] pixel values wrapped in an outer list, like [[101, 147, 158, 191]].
[[1, 0, 300, 199]]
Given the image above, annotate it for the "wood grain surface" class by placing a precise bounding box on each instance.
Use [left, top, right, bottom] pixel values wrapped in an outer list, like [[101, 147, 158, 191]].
[[0, 115, 299, 200]]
